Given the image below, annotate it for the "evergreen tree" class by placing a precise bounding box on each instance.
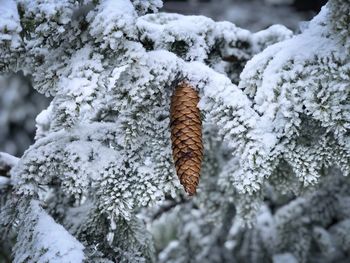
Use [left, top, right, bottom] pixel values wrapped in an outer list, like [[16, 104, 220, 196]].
[[0, 0, 349, 262]]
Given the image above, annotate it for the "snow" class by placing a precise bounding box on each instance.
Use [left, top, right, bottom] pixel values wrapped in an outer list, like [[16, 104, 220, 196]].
[[0, 151, 19, 168], [0, 0, 20, 33], [17, 0, 74, 24], [0, 0, 21, 48], [35, 105, 53, 140], [137, 13, 252, 62], [33, 203, 84, 262], [131, 0, 163, 14], [14, 200, 85, 263], [87, 0, 138, 49], [231, 2, 350, 193], [2, 0, 349, 261], [0, 152, 18, 186], [0, 176, 10, 188]]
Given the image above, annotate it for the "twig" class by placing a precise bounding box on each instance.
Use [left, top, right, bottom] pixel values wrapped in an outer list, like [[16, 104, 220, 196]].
[[0, 152, 19, 187], [151, 196, 188, 220]]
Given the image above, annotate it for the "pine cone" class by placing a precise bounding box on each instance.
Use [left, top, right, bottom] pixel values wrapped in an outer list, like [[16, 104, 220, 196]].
[[170, 81, 203, 195]]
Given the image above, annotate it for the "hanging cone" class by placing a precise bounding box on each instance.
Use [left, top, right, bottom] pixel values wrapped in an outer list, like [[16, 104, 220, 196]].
[[170, 81, 203, 195]]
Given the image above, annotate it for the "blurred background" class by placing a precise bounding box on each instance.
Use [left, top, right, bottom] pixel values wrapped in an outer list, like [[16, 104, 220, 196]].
[[0, 73, 50, 157], [0, 0, 327, 157], [162, 0, 327, 31]]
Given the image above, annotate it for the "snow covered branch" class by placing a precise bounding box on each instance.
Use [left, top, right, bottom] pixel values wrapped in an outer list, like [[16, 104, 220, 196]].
[[0, 152, 18, 188], [0, 0, 349, 262]]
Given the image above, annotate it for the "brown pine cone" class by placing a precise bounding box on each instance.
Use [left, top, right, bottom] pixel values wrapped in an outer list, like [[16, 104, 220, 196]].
[[170, 81, 203, 195]]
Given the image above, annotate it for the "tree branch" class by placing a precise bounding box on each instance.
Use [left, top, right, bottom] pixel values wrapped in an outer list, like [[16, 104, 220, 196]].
[[0, 152, 19, 188]]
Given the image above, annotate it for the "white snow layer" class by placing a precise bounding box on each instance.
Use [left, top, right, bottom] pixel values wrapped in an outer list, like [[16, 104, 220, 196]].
[[14, 200, 85, 263]]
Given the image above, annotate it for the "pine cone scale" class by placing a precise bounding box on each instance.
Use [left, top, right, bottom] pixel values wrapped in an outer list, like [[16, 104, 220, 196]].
[[170, 81, 203, 195], [171, 116, 201, 126]]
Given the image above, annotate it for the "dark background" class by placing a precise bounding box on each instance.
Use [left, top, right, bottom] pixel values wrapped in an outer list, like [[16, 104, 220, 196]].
[[162, 0, 327, 31]]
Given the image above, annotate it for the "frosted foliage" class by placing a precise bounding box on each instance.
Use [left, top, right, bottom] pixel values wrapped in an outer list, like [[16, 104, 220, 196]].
[[271, 174, 350, 263], [157, 173, 350, 263], [0, 0, 287, 260], [137, 14, 292, 83], [155, 204, 236, 263], [131, 0, 163, 15], [217, 1, 350, 209], [0, 0, 22, 68], [1, 0, 349, 262], [4, 0, 290, 222]]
